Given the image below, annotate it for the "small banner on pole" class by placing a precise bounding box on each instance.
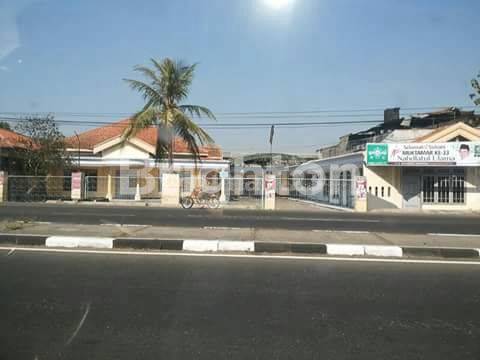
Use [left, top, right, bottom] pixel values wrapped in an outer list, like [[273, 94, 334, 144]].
[[269, 125, 275, 145]]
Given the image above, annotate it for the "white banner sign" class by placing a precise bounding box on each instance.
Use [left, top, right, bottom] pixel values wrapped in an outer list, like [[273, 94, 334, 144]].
[[367, 142, 480, 166]]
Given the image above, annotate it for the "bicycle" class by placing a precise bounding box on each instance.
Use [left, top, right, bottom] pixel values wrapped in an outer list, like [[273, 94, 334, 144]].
[[180, 189, 220, 209]]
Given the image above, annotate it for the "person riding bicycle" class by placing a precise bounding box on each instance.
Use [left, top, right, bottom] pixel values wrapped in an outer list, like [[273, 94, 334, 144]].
[[191, 185, 203, 199]]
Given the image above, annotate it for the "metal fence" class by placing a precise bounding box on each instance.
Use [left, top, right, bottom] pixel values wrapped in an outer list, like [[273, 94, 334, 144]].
[[277, 177, 355, 209], [7, 176, 72, 202], [84, 176, 109, 201], [5, 174, 356, 209]]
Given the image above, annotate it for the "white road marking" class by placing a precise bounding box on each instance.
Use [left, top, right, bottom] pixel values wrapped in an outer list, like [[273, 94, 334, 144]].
[[52, 212, 135, 217], [341, 230, 371, 234], [280, 217, 380, 223], [203, 226, 245, 230], [100, 224, 147, 228], [428, 233, 480, 237], [2, 246, 480, 266], [66, 302, 91, 346], [313, 230, 370, 234], [6, 248, 15, 256], [0, 233, 45, 237]]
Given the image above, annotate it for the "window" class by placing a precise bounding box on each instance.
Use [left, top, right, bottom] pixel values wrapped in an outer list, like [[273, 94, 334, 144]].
[[452, 175, 465, 203], [421, 171, 465, 205], [84, 170, 97, 192], [438, 176, 450, 203], [129, 176, 137, 188], [422, 176, 435, 203], [368, 186, 372, 193], [63, 170, 71, 191], [381, 187, 384, 197], [323, 173, 330, 198], [375, 187, 378, 197], [388, 187, 391, 197]]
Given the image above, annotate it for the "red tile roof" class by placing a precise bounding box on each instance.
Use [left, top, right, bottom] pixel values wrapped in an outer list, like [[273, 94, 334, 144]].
[[66, 119, 223, 159], [0, 128, 31, 149]]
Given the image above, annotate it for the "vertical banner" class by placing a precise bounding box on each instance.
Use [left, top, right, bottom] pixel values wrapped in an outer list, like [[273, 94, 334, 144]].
[[71, 172, 83, 200], [354, 176, 368, 213], [264, 175, 276, 210], [355, 176, 367, 201]]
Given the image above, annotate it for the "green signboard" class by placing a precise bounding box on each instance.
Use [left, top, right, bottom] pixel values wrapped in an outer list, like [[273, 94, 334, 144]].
[[366, 144, 388, 165]]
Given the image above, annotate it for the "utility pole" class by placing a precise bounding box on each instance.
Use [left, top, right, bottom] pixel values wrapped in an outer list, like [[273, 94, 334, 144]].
[[269, 125, 275, 174], [74, 131, 80, 168]]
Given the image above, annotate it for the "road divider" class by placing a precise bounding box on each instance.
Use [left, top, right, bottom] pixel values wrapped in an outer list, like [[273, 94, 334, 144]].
[[0, 234, 479, 260], [364, 245, 403, 258], [183, 240, 219, 252], [46, 236, 114, 249], [327, 244, 365, 256], [218, 240, 255, 252]]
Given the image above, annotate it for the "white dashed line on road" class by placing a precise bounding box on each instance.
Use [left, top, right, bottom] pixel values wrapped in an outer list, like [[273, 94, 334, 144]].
[[428, 233, 480, 237]]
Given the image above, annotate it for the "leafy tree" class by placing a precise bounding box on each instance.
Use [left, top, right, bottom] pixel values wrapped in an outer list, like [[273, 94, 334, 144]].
[[14, 115, 70, 176], [0, 121, 11, 130], [471, 71, 480, 106], [123, 58, 215, 167]]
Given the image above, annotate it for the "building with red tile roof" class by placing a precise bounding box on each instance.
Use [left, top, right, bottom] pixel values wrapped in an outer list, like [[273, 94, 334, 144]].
[[0, 128, 32, 174], [63, 119, 229, 201]]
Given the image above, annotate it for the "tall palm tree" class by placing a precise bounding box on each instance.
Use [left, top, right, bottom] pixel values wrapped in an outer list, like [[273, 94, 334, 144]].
[[123, 58, 215, 167]]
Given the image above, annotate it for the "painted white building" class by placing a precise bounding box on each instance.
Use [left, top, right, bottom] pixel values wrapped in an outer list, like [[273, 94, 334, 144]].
[[62, 119, 229, 200], [293, 122, 480, 212]]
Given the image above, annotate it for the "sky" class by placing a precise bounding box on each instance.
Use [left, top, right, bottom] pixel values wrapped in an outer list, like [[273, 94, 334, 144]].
[[0, 0, 479, 154]]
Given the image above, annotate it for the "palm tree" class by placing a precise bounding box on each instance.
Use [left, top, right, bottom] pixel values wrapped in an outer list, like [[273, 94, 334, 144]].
[[123, 58, 215, 167]]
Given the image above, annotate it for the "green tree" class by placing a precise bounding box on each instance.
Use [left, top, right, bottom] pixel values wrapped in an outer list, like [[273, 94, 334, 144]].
[[0, 121, 11, 130], [471, 71, 480, 106], [15, 115, 71, 175], [123, 58, 215, 167]]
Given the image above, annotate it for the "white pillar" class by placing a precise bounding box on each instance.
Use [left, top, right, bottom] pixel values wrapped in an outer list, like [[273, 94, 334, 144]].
[[162, 173, 180, 205], [134, 182, 141, 201], [106, 174, 113, 201], [264, 175, 276, 210], [220, 178, 226, 202], [0, 171, 7, 202]]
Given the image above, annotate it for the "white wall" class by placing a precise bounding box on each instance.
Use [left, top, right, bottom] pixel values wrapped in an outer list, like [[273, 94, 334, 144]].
[[364, 166, 402, 209]]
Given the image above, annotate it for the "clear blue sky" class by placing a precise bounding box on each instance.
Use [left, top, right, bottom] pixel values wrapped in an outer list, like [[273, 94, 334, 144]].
[[0, 0, 479, 153]]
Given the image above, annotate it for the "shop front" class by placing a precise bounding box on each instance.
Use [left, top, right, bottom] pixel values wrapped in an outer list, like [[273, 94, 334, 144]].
[[365, 124, 480, 212]]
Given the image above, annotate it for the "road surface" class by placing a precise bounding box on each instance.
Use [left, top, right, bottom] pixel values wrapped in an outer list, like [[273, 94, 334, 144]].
[[1, 203, 480, 235], [1, 249, 479, 359]]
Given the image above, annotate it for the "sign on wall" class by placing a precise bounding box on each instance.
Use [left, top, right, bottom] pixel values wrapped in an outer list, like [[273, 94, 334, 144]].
[[366, 142, 480, 166], [355, 176, 367, 201]]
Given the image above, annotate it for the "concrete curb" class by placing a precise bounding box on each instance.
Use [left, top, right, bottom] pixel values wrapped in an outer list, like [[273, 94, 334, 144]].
[[0, 235, 479, 260], [286, 198, 354, 212]]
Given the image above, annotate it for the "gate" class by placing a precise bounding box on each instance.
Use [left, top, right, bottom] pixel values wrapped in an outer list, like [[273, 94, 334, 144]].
[[7, 176, 71, 202], [280, 177, 355, 209]]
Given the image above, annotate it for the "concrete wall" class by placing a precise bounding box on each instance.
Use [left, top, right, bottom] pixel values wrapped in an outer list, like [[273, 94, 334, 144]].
[[364, 166, 402, 210], [466, 167, 480, 211]]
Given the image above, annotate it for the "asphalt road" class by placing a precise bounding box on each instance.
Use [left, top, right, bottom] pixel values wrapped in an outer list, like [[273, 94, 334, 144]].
[[0, 250, 479, 359], [1, 203, 480, 234]]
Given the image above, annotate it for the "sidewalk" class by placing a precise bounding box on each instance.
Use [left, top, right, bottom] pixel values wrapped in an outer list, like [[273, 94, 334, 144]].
[[41, 197, 341, 212], [1, 220, 480, 259]]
